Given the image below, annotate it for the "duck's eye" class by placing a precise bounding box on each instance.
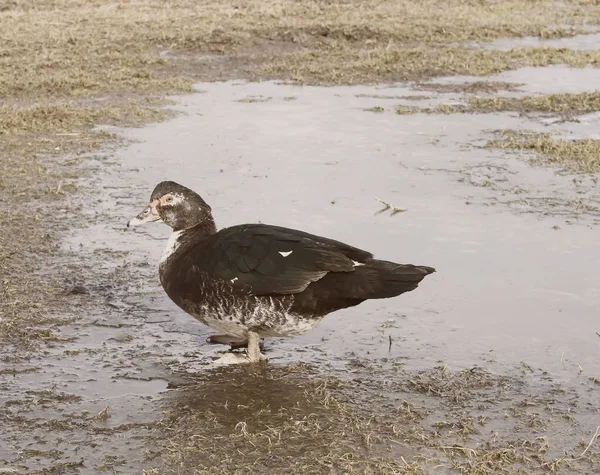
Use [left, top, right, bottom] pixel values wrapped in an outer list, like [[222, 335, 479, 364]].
[[165, 196, 173, 203]]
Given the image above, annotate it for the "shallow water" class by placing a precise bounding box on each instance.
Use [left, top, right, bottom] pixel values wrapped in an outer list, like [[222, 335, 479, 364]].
[[431, 64, 600, 95], [82, 79, 599, 378], [4, 71, 600, 473]]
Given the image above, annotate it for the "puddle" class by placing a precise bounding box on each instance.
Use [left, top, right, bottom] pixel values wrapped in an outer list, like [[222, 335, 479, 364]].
[[31, 78, 582, 390], [4, 75, 600, 473], [88, 79, 600, 377], [429, 64, 600, 95]]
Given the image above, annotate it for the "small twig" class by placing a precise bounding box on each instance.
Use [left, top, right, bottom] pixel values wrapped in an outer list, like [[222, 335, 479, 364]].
[[388, 335, 392, 352], [375, 197, 407, 215], [578, 426, 600, 458], [596, 332, 600, 338], [376, 197, 391, 210], [92, 406, 110, 421]]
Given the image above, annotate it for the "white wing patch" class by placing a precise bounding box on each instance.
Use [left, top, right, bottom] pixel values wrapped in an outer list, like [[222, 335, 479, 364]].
[[279, 250, 293, 257], [352, 260, 365, 267]]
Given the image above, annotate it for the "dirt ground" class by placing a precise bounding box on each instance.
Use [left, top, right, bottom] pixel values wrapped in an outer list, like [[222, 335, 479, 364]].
[[1, 1, 600, 474]]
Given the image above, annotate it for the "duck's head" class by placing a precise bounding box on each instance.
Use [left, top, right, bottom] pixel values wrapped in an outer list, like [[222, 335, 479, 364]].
[[127, 181, 214, 232]]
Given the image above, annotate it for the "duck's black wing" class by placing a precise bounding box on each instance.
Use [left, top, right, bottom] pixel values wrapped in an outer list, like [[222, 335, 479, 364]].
[[185, 224, 373, 296]]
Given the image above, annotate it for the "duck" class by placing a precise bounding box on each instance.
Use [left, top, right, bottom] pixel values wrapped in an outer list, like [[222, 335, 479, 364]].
[[127, 181, 435, 363]]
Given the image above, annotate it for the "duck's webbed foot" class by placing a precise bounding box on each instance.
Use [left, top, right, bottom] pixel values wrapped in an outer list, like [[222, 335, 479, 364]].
[[209, 331, 267, 365], [212, 352, 254, 365]]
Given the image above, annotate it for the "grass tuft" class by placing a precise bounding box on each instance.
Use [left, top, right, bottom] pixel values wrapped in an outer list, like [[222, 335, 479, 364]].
[[0, 102, 172, 134], [456, 91, 600, 117], [261, 47, 600, 85], [486, 130, 600, 173]]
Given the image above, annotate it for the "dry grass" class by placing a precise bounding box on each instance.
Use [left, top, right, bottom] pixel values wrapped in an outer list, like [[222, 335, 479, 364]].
[[363, 106, 385, 113], [0, 127, 119, 345], [468, 91, 600, 115], [390, 91, 600, 139], [2, 1, 600, 95], [427, 91, 600, 117], [144, 363, 600, 474], [396, 105, 421, 115], [151, 366, 427, 474], [416, 81, 524, 94], [262, 46, 600, 84], [0, 101, 172, 134], [406, 365, 511, 405], [0, 0, 599, 131], [486, 130, 600, 173], [0, 208, 67, 345]]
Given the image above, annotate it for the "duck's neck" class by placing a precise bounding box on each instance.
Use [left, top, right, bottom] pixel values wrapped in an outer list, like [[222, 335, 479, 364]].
[[188, 216, 217, 236], [159, 218, 217, 267]]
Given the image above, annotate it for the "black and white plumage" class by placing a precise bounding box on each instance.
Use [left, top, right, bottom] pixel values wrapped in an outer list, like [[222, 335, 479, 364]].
[[128, 181, 435, 363]]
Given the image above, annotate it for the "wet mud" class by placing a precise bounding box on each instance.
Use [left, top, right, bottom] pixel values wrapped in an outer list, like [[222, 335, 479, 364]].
[[2, 67, 600, 473]]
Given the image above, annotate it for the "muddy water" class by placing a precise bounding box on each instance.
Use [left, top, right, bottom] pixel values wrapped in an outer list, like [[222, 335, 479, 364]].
[[428, 64, 600, 96], [95, 80, 599, 376], [4, 71, 600, 473]]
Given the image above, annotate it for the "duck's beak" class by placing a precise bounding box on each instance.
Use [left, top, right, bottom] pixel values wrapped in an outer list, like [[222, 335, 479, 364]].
[[127, 200, 161, 228]]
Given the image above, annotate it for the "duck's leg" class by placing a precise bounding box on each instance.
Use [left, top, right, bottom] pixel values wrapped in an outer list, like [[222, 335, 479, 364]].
[[207, 334, 249, 349], [207, 334, 265, 351], [246, 331, 267, 363]]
